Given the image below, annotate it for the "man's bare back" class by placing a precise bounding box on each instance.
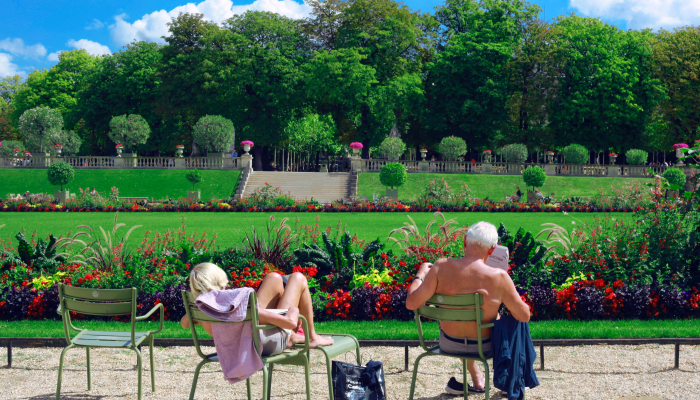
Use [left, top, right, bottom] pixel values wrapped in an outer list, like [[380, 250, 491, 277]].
[[430, 257, 508, 338]]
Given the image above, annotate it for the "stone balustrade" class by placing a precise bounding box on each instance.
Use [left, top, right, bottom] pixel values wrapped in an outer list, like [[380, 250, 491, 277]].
[[0, 155, 250, 170]]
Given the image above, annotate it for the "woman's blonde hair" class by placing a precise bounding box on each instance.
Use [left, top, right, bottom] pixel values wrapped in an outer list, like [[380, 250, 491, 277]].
[[190, 263, 228, 298]]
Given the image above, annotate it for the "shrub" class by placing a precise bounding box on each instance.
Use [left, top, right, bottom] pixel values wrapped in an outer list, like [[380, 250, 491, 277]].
[[522, 166, 546, 191], [562, 144, 588, 164], [379, 137, 406, 160], [108, 114, 151, 151], [0, 140, 26, 156], [662, 167, 686, 187], [379, 163, 407, 189], [193, 115, 236, 153], [185, 169, 202, 191], [625, 149, 648, 165], [47, 162, 74, 191], [502, 143, 528, 163], [29, 130, 83, 156], [19, 106, 64, 153], [438, 136, 467, 161]]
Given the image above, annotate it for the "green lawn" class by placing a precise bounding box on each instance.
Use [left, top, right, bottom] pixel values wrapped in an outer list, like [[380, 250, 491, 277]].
[[0, 211, 619, 247], [358, 173, 650, 201], [0, 169, 241, 201], [2, 319, 698, 340]]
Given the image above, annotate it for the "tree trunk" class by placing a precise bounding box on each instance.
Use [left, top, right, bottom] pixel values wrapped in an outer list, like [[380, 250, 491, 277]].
[[254, 146, 263, 171]]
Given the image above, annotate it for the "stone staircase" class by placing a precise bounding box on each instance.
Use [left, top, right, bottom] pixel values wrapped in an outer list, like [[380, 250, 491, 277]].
[[241, 172, 353, 203]]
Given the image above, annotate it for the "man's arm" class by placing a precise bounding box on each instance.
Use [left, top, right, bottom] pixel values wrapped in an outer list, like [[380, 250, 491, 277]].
[[405, 263, 439, 310], [500, 271, 531, 322]]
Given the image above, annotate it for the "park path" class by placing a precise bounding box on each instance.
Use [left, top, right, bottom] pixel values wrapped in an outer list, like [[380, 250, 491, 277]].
[[1, 344, 698, 399]]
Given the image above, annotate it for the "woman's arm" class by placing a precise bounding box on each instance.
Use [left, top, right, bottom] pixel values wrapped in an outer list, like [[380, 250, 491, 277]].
[[258, 307, 300, 330]]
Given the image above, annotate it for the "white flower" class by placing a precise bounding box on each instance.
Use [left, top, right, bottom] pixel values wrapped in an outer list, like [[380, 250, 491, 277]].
[[572, 221, 576, 224]]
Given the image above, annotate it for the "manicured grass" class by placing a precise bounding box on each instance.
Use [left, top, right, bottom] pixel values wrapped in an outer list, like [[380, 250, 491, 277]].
[[0, 212, 620, 247], [2, 319, 699, 340], [358, 173, 650, 201], [0, 169, 241, 201]]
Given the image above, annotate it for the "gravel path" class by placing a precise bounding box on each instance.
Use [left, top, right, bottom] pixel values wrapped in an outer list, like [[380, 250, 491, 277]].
[[1, 344, 699, 399]]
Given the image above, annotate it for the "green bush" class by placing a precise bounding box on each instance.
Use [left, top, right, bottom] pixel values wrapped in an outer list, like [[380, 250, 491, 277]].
[[522, 166, 547, 190], [185, 169, 202, 191], [625, 149, 648, 165], [19, 107, 64, 153], [562, 144, 588, 164], [379, 137, 406, 160], [379, 163, 407, 189], [663, 167, 687, 187], [502, 143, 528, 163], [108, 114, 151, 151], [438, 136, 467, 161], [0, 140, 26, 156], [47, 162, 74, 191], [193, 115, 236, 153]]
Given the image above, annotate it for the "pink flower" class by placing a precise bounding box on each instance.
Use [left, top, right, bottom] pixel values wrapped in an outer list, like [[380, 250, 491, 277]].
[[350, 142, 363, 149]]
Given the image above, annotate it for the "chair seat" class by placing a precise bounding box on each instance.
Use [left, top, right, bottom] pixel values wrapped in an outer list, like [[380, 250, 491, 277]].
[[296, 335, 359, 359], [205, 348, 307, 364], [72, 330, 151, 348], [424, 345, 492, 361]]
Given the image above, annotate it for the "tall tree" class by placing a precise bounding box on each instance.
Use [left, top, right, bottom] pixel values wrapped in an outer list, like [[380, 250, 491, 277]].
[[426, 0, 539, 150], [550, 16, 666, 152], [652, 27, 700, 146]]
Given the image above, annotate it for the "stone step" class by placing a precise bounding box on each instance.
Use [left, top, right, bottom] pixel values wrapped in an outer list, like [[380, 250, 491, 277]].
[[241, 171, 351, 203]]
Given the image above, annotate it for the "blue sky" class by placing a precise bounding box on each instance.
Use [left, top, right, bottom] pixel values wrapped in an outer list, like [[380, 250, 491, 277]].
[[2, 0, 700, 78]]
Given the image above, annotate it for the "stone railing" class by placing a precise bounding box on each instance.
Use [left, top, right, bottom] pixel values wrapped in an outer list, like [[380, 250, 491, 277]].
[[354, 158, 671, 178], [0, 155, 248, 170]]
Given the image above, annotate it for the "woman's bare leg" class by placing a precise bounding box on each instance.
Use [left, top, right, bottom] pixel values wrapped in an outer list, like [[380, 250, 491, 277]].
[[256, 273, 285, 309], [276, 272, 334, 347]]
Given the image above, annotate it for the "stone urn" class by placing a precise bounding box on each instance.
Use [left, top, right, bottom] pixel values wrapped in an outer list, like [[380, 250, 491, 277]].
[[176, 146, 184, 157], [675, 148, 685, 166], [484, 154, 492, 163], [55, 147, 62, 156], [116, 147, 123, 157], [420, 150, 427, 160], [243, 144, 252, 154], [352, 148, 360, 156], [12, 149, 18, 157], [609, 155, 617, 165]]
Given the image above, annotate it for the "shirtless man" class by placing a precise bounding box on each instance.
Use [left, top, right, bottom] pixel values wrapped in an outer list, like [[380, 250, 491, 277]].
[[406, 222, 530, 395]]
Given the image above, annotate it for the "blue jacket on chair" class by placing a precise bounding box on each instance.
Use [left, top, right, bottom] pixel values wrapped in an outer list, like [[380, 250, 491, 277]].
[[492, 314, 539, 400]]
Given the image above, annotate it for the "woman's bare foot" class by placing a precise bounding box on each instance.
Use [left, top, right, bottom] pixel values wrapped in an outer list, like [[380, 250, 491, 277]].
[[309, 333, 334, 348], [286, 332, 306, 348], [469, 369, 485, 390]]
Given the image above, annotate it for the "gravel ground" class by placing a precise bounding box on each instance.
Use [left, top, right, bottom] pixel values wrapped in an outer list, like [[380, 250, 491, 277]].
[[1, 344, 699, 399]]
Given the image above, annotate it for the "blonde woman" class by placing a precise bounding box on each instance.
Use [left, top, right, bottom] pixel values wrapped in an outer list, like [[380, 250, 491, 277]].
[[181, 263, 334, 356]]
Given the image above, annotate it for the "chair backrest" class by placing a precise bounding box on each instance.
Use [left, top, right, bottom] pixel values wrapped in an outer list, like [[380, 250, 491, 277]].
[[58, 283, 138, 344], [181, 290, 262, 360], [414, 293, 493, 358]]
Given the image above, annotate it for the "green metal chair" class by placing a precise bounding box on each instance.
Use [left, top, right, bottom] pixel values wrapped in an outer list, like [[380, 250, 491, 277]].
[[408, 293, 495, 400], [182, 290, 313, 400], [55, 283, 164, 400]]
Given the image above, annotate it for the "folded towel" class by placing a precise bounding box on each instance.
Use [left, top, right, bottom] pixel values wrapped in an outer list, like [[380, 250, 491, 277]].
[[196, 288, 263, 384]]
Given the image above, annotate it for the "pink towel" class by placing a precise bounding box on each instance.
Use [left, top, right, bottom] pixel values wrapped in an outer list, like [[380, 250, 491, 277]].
[[195, 288, 263, 384]]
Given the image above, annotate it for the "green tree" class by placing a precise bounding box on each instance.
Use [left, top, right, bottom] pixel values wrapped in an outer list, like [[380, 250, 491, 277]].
[[502, 143, 528, 163], [11, 50, 99, 130], [0, 75, 24, 105], [438, 136, 468, 161], [47, 162, 75, 191], [26, 129, 82, 156], [522, 166, 546, 191], [192, 115, 235, 153], [18, 106, 64, 152], [625, 149, 648, 165], [186, 169, 203, 191], [427, 0, 539, 149], [379, 162, 407, 188], [379, 137, 406, 160], [78, 42, 171, 155], [108, 114, 151, 151], [563, 143, 588, 164], [285, 113, 338, 154], [550, 16, 666, 151]]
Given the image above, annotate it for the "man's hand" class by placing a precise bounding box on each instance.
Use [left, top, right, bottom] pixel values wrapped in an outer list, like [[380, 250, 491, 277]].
[[416, 262, 433, 278]]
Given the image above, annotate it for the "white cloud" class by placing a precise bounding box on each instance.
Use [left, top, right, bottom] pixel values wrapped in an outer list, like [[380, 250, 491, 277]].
[[0, 38, 47, 60], [109, 0, 311, 47], [85, 18, 105, 30], [0, 53, 26, 78], [47, 52, 61, 62], [66, 39, 112, 56], [570, 0, 700, 29]]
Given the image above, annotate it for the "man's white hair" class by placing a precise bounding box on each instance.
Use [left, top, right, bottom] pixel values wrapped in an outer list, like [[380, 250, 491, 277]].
[[190, 262, 228, 298], [466, 221, 498, 252]]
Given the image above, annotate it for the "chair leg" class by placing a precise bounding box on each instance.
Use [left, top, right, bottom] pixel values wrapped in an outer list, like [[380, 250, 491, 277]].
[[323, 351, 335, 400], [133, 347, 143, 400], [189, 360, 208, 400], [86, 347, 91, 390], [261, 365, 269, 400], [462, 359, 469, 400], [55, 345, 73, 400], [408, 353, 429, 400], [267, 364, 274, 399], [304, 355, 311, 400], [246, 378, 252, 400], [482, 360, 490, 400], [149, 338, 156, 392]]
